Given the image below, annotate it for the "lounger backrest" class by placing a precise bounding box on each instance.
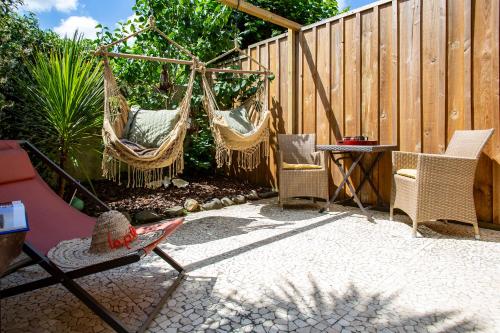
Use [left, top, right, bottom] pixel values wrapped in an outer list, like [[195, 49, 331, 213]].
[[0, 143, 94, 254], [445, 129, 494, 159], [0, 149, 36, 185]]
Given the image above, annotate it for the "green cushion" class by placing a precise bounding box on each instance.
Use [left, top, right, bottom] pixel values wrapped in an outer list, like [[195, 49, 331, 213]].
[[215, 106, 254, 135], [124, 108, 180, 148]]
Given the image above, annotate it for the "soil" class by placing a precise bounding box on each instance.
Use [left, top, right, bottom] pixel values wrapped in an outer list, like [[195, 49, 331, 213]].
[[81, 174, 268, 217]]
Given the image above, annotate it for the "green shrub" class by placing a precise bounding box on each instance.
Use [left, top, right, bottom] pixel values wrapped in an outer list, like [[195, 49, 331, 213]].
[[27, 34, 104, 194]]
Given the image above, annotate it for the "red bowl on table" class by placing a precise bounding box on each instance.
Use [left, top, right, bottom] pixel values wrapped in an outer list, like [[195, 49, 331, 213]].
[[338, 137, 378, 145]]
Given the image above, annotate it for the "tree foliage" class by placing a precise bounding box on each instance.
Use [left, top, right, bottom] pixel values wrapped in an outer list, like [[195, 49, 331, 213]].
[[0, 13, 60, 140], [0, 0, 23, 16], [238, 0, 341, 45]]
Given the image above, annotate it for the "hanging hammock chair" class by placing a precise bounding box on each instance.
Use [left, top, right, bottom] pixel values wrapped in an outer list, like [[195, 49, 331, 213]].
[[96, 18, 198, 188], [201, 46, 272, 171]]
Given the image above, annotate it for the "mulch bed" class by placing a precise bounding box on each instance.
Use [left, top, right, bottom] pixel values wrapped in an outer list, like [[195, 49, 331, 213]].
[[81, 174, 268, 217]]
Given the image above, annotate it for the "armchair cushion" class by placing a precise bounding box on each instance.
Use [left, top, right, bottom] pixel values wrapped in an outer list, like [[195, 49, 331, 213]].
[[396, 168, 417, 179], [282, 162, 322, 170]]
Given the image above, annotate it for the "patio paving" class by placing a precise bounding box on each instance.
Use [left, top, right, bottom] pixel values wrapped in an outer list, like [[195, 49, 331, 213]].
[[1, 198, 500, 333]]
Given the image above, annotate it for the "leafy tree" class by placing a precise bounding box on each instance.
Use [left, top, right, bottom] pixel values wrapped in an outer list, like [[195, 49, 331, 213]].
[[0, 0, 23, 16], [0, 12, 60, 141], [236, 0, 342, 46], [27, 34, 104, 195]]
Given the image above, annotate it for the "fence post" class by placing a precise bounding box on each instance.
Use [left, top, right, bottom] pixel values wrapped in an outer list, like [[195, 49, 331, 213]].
[[287, 28, 297, 134]]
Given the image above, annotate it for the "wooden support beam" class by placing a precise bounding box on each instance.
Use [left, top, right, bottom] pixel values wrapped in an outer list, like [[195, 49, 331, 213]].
[[100, 52, 194, 65], [218, 0, 302, 31], [287, 28, 297, 133]]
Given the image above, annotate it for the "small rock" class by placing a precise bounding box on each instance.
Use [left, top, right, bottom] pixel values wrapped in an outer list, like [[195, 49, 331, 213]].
[[232, 195, 246, 204], [134, 210, 163, 224], [164, 206, 185, 217], [172, 178, 189, 188], [184, 198, 200, 212], [201, 198, 223, 210], [221, 197, 234, 206], [245, 190, 260, 200]]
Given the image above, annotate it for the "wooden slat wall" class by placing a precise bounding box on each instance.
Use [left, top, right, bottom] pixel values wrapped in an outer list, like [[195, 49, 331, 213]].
[[237, 0, 500, 223]]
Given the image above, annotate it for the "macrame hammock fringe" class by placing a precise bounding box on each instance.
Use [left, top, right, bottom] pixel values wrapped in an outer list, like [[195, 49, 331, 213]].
[[201, 73, 270, 171]]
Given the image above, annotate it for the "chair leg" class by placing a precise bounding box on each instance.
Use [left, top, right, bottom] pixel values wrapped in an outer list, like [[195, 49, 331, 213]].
[[389, 205, 394, 221], [412, 220, 418, 238], [473, 222, 480, 240]]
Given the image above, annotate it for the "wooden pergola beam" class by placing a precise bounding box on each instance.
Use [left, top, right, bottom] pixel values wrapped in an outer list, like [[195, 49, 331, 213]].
[[218, 0, 302, 31]]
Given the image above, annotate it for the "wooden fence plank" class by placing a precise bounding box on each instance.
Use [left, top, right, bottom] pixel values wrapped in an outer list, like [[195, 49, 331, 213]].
[[361, 8, 379, 204], [422, 0, 446, 153], [447, 0, 467, 137], [399, 0, 422, 152], [473, 0, 496, 223], [279, 37, 288, 134], [330, 19, 345, 198], [492, 0, 500, 224], [267, 41, 278, 188], [302, 28, 317, 134], [298, 32, 304, 134], [316, 24, 331, 145], [344, 14, 362, 196], [378, 2, 395, 203]]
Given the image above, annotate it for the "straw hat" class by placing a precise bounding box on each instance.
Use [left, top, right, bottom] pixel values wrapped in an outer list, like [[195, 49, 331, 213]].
[[48, 210, 168, 268]]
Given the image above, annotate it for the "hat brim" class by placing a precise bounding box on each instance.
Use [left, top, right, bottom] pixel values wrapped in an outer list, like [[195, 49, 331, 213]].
[[48, 218, 183, 269]]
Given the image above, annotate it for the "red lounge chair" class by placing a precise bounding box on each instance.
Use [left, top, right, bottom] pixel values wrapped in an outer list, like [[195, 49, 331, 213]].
[[0, 141, 185, 333]]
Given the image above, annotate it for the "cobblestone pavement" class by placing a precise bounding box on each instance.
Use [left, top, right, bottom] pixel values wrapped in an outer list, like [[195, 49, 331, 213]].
[[2, 199, 500, 333]]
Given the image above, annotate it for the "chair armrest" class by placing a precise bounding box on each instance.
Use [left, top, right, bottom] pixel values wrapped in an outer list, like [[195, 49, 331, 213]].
[[416, 154, 477, 189], [392, 151, 420, 173]]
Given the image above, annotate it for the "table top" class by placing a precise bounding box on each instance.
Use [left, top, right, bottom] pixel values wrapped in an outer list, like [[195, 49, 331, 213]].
[[316, 144, 398, 153]]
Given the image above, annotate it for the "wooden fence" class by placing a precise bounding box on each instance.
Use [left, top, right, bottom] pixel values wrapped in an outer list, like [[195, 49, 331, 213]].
[[232, 0, 499, 224]]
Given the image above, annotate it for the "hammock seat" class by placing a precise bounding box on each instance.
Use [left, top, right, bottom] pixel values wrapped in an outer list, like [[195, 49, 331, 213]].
[[201, 69, 270, 171], [98, 17, 198, 188]]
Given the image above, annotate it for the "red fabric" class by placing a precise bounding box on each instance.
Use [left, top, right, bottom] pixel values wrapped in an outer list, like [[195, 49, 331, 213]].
[[0, 140, 21, 151], [136, 218, 184, 254], [0, 175, 95, 255], [0, 149, 36, 185]]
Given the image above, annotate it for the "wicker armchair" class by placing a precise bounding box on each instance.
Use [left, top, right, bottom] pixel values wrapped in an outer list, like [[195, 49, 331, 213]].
[[277, 134, 329, 209], [390, 129, 494, 239]]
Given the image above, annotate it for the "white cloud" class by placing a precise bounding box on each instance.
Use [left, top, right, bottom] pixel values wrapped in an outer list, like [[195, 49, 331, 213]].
[[338, 0, 348, 10], [23, 0, 78, 13], [54, 16, 99, 39]]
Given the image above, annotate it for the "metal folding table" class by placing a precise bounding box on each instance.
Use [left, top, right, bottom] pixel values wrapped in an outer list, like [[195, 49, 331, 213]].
[[316, 144, 397, 216]]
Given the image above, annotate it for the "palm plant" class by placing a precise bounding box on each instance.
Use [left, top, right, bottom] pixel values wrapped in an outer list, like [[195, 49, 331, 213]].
[[27, 33, 103, 195]]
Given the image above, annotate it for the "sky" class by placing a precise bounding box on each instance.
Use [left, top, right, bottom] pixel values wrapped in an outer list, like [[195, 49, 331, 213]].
[[19, 0, 373, 39]]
